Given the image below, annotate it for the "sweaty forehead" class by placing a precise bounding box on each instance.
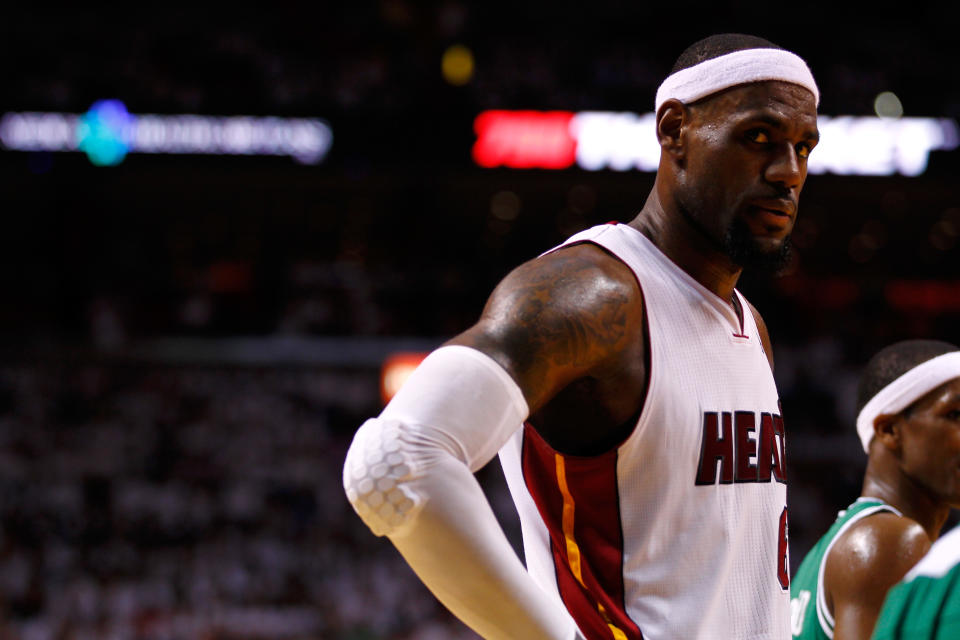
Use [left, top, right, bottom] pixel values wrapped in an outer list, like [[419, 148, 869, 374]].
[[911, 376, 960, 412], [694, 81, 818, 126]]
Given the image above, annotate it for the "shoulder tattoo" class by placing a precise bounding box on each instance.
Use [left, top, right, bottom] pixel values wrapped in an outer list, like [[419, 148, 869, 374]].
[[499, 253, 632, 370]]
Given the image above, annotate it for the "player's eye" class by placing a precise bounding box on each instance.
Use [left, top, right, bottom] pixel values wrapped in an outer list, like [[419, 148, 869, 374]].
[[946, 409, 960, 421], [746, 129, 770, 144], [796, 142, 812, 159]]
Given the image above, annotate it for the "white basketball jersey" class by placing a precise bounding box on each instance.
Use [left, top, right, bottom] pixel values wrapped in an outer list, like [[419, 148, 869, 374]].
[[500, 223, 790, 640]]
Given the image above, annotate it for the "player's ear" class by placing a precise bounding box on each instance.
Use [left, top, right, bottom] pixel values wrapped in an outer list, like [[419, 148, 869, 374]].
[[873, 413, 902, 452], [656, 99, 688, 159]]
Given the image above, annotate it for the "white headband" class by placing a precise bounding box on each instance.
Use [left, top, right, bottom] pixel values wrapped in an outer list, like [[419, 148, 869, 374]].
[[855, 351, 960, 453], [655, 48, 820, 111]]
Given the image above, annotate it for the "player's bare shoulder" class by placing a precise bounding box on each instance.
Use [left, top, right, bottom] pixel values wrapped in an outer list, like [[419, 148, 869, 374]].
[[484, 242, 643, 365], [449, 242, 645, 412], [825, 512, 931, 598]]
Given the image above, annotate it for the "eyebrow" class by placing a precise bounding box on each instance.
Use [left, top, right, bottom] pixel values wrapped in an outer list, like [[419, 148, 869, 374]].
[[750, 113, 820, 142], [933, 391, 960, 410]]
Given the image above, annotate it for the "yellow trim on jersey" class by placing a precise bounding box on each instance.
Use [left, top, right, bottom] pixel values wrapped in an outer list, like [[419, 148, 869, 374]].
[[555, 453, 630, 640], [599, 603, 629, 640], [556, 453, 584, 583]]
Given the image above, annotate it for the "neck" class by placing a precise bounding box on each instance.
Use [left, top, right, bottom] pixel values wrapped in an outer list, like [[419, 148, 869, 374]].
[[861, 455, 952, 541], [628, 188, 743, 304]]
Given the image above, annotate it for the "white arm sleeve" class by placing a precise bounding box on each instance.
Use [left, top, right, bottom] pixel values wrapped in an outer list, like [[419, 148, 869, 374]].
[[343, 345, 582, 640]]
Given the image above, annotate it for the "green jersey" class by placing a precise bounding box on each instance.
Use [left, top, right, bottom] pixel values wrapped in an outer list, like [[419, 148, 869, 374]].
[[790, 498, 900, 639], [872, 523, 960, 639]]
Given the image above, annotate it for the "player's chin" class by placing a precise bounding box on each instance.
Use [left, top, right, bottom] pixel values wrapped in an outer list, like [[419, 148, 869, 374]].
[[753, 236, 791, 258], [725, 233, 793, 273]]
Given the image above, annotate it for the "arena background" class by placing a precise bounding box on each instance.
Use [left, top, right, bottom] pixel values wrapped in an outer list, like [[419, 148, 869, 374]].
[[1, 4, 959, 639]]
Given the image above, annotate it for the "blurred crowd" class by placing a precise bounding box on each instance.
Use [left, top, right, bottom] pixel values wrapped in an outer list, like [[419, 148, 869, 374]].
[[0, 362, 484, 639]]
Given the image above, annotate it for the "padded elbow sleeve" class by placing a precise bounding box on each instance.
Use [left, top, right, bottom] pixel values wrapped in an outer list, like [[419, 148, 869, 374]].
[[343, 416, 422, 536], [343, 345, 528, 537]]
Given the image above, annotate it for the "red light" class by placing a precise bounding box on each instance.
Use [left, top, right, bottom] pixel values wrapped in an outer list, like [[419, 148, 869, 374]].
[[885, 280, 960, 313], [472, 110, 577, 169], [381, 352, 429, 405]]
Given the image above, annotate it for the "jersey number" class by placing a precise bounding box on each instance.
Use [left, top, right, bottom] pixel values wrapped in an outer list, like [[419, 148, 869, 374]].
[[778, 507, 789, 590]]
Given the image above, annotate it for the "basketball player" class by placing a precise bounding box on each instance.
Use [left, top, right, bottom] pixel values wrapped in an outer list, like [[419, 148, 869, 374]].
[[872, 522, 960, 639], [345, 34, 820, 639], [790, 340, 960, 640]]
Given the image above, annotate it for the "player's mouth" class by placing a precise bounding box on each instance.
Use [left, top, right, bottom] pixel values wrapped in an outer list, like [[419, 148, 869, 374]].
[[748, 200, 795, 230]]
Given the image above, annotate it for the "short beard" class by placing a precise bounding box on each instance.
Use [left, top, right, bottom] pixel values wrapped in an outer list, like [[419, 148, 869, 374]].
[[723, 217, 793, 274], [677, 197, 793, 275]]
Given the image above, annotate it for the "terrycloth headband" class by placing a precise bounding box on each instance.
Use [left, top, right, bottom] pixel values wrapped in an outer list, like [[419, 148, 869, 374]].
[[654, 48, 820, 111], [855, 351, 960, 453]]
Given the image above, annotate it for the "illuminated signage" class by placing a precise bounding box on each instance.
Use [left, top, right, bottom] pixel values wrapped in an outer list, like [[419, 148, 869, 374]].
[[473, 110, 959, 176], [380, 352, 428, 405], [473, 110, 577, 169], [1, 100, 333, 166]]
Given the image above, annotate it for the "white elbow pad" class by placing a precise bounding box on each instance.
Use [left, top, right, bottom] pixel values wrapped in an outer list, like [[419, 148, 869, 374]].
[[343, 345, 528, 537], [343, 416, 422, 536]]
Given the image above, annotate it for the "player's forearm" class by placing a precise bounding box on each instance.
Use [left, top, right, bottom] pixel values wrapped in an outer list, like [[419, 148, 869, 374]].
[[342, 345, 582, 639], [387, 453, 581, 639]]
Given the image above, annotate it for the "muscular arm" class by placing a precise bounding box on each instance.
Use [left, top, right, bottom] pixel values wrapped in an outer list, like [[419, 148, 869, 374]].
[[824, 513, 931, 640], [344, 242, 644, 639], [450, 242, 646, 440]]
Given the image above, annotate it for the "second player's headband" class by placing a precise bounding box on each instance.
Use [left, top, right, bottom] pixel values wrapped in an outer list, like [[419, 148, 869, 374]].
[[654, 48, 820, 111], [855, 351, 960, 453]]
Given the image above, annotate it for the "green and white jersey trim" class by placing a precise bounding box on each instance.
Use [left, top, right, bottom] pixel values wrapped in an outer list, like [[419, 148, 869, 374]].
[[814, 498, 902, 639], [903, 524, 960, 581], [872, 524, 960, 639]]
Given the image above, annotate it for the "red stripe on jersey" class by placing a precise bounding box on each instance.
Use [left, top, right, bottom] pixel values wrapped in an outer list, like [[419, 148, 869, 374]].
[[522, 423, 643, 639]]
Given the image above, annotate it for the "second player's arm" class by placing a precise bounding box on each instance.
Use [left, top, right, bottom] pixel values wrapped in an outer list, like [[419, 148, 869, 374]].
[[824, 513, 931, 640]]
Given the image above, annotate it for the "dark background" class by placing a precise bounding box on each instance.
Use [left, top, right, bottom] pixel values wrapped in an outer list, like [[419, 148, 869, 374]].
[[1, 3, 959, 639]]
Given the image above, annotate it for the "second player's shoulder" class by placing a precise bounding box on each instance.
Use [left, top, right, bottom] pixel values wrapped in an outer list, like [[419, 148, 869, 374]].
[[825, 512, 931, 594]]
